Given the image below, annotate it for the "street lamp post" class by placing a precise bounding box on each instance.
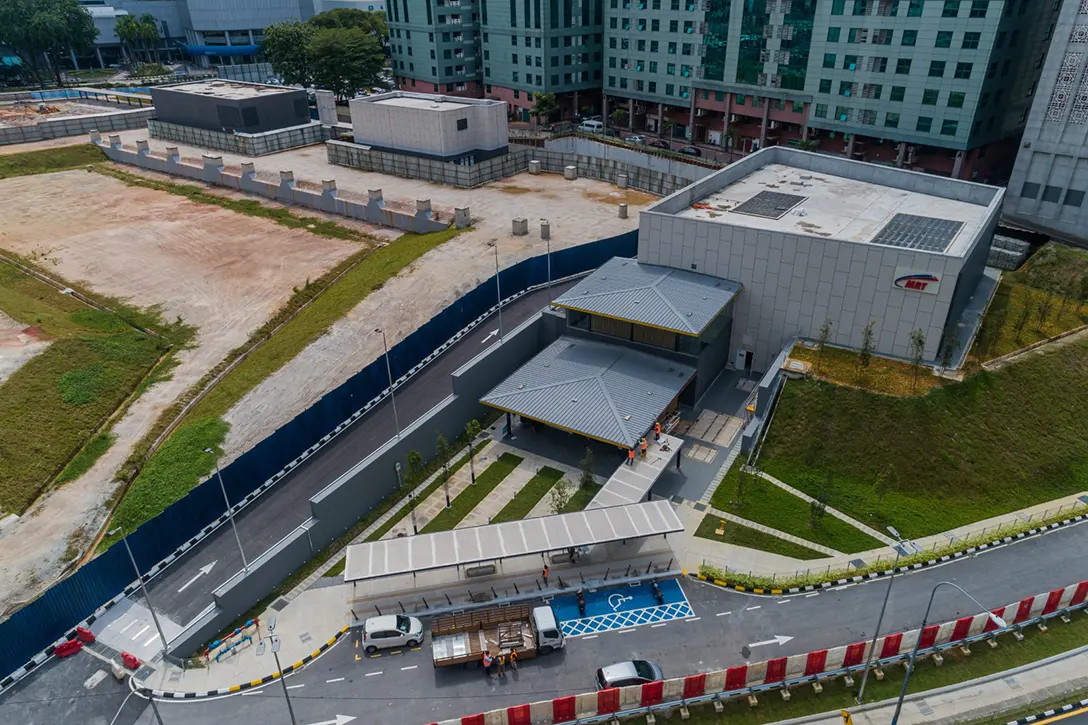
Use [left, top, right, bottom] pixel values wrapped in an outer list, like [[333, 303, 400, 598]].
[[376, 328, 401, 438], [855, 526, 921, 704], [114, 528, 168, 656], [545, 235, 552, 293], [890, 581, 1008, 725], [268, 616, 298, 725], [205, 448, 248, 575], [493, 242, 504, 341]]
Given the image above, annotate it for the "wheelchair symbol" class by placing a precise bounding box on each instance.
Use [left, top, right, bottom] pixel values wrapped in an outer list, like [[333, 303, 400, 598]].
[[608, 593, 634, 611]]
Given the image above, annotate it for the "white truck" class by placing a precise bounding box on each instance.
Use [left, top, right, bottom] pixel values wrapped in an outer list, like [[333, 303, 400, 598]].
[[431, 604, 564, 668]]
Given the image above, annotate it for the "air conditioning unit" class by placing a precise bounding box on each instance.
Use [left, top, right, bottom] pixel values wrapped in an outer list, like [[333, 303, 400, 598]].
[[730, 114, 738, 122], [769, 120, 778, 129]]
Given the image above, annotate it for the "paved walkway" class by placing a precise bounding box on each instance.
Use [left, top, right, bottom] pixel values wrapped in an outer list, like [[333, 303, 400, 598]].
[[704, 506, 843, 557], [756, 471, 898, 546], [396, 444, 503, 535]]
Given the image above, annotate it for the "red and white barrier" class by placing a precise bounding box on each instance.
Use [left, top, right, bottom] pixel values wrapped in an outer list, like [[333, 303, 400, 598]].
[[433, 580, 1088, 725]]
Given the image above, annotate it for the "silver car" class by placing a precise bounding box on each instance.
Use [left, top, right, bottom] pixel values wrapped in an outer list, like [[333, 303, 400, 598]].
[[595, 660, 664, 689], [362, 614, 424, 654]]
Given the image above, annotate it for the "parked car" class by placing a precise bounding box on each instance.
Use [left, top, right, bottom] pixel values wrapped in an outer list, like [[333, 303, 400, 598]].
[[362, 614, 424, 654], [645, 138, 670, 149], [603, 128, 620, 137], [596, 660, 664, 690], [676, 145, 702, 157], [578, 119, 605, 133], [625, 134, 647, 145]]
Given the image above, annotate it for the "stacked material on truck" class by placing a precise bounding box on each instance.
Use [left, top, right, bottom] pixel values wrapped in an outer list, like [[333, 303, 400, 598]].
[[988, 235, 1031, 271]]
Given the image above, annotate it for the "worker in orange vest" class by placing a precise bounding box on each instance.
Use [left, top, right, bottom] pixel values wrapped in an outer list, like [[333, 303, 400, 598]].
[[496, 652, 507, 677], [654, 421, 662, 441], [640, 437, 648, 457], [482, 651, 493, 676], [509, 647, 519, 671], [627, 448, 635, 466]]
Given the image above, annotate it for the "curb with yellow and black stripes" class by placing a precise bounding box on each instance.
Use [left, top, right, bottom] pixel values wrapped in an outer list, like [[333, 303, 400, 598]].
[[692, 510, 1088, 597], [1005, 697, 1088, 725], [134, 625, 350, 699]]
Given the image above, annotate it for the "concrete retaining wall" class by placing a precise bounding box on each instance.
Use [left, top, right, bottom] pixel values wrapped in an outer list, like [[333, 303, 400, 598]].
[[544, 136, 716, 181], [148, 119, 337, 157], [94, 134, 452, 234], [0, 107, 154, 146]]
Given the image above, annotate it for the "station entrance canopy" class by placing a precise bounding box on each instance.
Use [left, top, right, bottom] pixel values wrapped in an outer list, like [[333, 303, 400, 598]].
[[342, 500, 683, 583]]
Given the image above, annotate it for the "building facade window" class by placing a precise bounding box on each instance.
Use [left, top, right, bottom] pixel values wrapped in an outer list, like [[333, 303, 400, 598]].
[[885, 112, 900, 127], [929, 60, 946, 77], [916, 116, 932, 132]]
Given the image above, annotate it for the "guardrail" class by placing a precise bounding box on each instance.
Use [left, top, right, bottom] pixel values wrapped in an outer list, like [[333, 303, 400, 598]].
[[429, 580, 1088, 725]]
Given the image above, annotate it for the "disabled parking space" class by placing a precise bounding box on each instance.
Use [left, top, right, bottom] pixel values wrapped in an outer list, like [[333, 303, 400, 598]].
[[550, 579, 694, 637]]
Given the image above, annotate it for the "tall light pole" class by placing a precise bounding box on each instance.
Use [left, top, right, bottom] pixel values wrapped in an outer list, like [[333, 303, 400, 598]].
[[890, 581, 1008, 725], [268, 617, 298, 725], [375, 327, 401, 438], [112, 527, 168, 656], [492, 241, 504, 341], [205, 448, 248, 575], [545, 235, 552, 293], [855, 526, 921, 704]]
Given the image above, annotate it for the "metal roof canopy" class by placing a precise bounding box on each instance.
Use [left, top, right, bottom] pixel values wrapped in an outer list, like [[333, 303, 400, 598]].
[[481, 337, 695, 449], [553, 257, 739, 336], [588, 433, 681, 509], [342, 500, 682, 583]]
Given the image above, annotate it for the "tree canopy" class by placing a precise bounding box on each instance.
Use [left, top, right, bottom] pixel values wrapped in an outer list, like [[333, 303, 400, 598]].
[[263, 20, 315, 86], [115, 13, 160, 65], [263, 20, 384, 99], [308, 7, 388, 42], [0, 0, 98, 85]]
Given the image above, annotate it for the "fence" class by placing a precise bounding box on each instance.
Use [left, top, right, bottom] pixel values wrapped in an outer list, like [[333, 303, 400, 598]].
[[0, 230, 637, 688], [147, 119, 336, 157], [0, 106, 154, 147], [431, 579, 1088, 725]]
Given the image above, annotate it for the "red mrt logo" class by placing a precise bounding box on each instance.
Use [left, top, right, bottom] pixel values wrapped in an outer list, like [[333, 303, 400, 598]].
[[894, 273, 940, 292]]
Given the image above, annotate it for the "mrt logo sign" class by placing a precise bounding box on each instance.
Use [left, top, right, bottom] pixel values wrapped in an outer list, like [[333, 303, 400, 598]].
[[893, 267, 942, 296]]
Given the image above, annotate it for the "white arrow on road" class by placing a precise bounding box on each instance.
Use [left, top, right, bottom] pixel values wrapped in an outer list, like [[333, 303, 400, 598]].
[[747, 635, 794, 648], [481, 329, 499, 344], [310, 717, 356, 725], [177, 561, 217, 593]]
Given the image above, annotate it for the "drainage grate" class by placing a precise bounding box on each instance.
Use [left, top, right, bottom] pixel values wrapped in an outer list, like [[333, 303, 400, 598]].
[[915, 699, 934, 716], [271, 598, 289, 612]]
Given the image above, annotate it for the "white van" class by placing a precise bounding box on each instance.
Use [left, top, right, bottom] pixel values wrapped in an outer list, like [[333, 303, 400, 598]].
[[578, 120, 605, 133]]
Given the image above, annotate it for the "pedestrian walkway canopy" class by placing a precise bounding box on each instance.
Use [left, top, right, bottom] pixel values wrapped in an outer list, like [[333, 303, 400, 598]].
[[342, 500, 683, 583], [481, 337, 695, 449], [553, 257, 739, 336], [588, 433, 682, 509]]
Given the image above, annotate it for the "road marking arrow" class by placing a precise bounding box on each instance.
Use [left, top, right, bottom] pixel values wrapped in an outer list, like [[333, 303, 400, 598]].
[[747, 635, 794, 648], [311, 717, 356, 725], [177, 561, 217, 593], [481, 329, 499, 343]]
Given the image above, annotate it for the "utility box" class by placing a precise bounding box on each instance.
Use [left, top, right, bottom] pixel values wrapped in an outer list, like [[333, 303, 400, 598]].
[[150, 80, 311, 134]]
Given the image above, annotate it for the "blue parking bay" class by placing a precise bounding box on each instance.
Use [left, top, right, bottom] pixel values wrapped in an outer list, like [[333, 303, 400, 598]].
[[551, 579, 694, 636]]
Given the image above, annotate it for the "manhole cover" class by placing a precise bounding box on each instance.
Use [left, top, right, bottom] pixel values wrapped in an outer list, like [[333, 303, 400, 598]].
[[271, 598, 289, 612]]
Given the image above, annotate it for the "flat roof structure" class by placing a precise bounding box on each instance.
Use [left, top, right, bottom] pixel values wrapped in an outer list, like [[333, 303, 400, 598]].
[[553, 257, 739, 336], [360, 91, 506, 111], [481, 337, 695, 449], [342, 500, 683, 582], [161, 79, 297, 100], [675, 162, 989, 257], [589, 433, 681, 509]]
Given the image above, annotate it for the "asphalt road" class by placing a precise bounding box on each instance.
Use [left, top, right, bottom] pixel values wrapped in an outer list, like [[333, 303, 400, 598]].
[[145, 282, 576, 625], [5, 520, 1080, 725]]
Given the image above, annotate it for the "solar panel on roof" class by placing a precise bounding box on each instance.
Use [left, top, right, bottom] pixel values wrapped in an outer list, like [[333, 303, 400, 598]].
[[871, 213, 963, 253], [731, 191, 808, 220]]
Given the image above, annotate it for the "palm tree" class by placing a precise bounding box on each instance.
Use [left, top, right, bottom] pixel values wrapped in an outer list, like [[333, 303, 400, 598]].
[[137, 14, 161, 64], [114, 15, 140, 65]]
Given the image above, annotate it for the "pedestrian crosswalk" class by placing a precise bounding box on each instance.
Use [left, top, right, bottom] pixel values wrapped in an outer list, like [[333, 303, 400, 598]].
[[560, 601, 695, 637]]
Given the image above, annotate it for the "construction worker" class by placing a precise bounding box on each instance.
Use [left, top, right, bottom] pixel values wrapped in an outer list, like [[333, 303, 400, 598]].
[[654, 421, 662, 441], [627, 448, 635, 466], [482, 651, 494, 677], [640, 437, 648, 458], [509, 647, 519, 671], [496, 652, 506, 677], [542, 564, 550, 585]]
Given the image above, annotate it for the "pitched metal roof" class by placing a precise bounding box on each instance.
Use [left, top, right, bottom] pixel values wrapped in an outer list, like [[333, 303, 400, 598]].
[[342, 500, 683, 582], [553, 257, 739, 336], [481, 337, 695, 449]]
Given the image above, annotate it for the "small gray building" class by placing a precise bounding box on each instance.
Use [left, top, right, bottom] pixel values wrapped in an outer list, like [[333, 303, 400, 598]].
[[150, 80, 310, 134]]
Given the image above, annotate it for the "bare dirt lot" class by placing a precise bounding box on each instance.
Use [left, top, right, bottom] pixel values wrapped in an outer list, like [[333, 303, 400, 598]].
[[0, 101, 108, 127], [0, 169, 360, 611], [104, 131, 645, 462], [0, 310, 50, 386]]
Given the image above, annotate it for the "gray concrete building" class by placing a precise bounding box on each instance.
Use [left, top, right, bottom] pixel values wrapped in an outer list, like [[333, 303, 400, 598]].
[[638, 146, 1002, 370], [150, 80, 310, 132], [349, 91, 509, 160], [1003, 0, 1088, 247]]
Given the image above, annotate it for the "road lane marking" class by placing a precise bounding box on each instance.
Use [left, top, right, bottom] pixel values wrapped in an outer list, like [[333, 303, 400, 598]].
[[401, 665, 418, 671], [650, 623, 667, 628], [143, 634, 160, 647], [582, 635, 598, 640], [286, 684, 305, 690], [777, 600, 790, 605], [685, 617, 701, 622], [833, 584, 856, 591], [132, 625, 150, 640], [120, 621, 137, 634], [365, 671, 382, 677], [326, 678, 345, 683], [806, 593, 820, 598], [241, 691, 262, 696], [746, 606, 761, 611], [615, 628, 635, 634], [716, 611, 732, 617], [390, 651, 401, 655]]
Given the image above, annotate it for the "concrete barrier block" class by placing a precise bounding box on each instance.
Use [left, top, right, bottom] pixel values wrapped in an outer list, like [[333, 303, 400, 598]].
[[529, 160, 541, 174], [108, 134, 122, 148], [135, 139, 150, 154], [165, 146, 180, 161], [617, 172, 629, 189], [416, 199, 432, 214], [512, 217, 529, 236], [279, 170, 295, 185], [574, 691, 597, 715], [745, 660, 767, 686], [89, 130, 102, 144], [483, 710, 505, 725], [240, 162, 256, 177], [454, 207, 471, 228], [322, 179, 337, 194], [540, 219, 550, 240], [619, 683, 641, 708], [528, 700, 552, 722], [662, 678, 684, 701], [705, 669, 727, 693], [368, 188, 384, 203], [564, 164, 577, 180]]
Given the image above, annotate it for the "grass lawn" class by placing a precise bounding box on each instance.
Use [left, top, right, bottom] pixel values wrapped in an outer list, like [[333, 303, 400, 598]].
[[0, 264, 165, 514], [709, 460, 882, 554], [420, 453, 523, 533], [490, 466, 565, 523], [758, 336, 1088, 539], [683, 614, 1088, 724], [970, 280, 1088, 362], [0, 145, 106, 180], [694, 514, 828, 560], [1007, 241, 1088, 295], [560, 482, 603, 513], [790, 343, 947, 396]]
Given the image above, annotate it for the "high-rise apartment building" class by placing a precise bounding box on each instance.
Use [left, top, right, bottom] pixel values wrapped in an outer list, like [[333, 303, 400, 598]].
[[601, 0, 1061, 179], [389, 0, 606, 119], [1003, 0, 1088, 245]]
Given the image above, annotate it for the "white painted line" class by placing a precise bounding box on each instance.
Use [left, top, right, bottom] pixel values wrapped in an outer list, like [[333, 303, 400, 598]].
[[777, 599, 790, 605], [286, 684, 305, 690], [615, 628, 636, 634], [716, 611, 732, 617], [582, 635, 598, 640], [833, 584, 856, 591], [401, 665, 418, 671], [241, 691, 262, 696], [132, 625, 150, 640], [746, 606, 761, 611], [143, 634, 160, 647], [120, 621, 137, 634], [650, 623, 667, 628], [364, 671, 383, 677], [806, 593, 820, 598], [685, 617, 701, 622], [326, 678, 345, 684]]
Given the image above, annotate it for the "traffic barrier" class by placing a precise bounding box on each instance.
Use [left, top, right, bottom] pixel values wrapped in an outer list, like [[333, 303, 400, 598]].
[[918, 624, 940, 649], [641, 680, 664, 707], [1042, 588, 1064, 615], [597, 688, 619, 714], [507, 704, 530, 725], [461, 715, 484, 725], [804, 650, 828, 676], [764, 657, 787, 684], [553, 696, 576, 723], [1072, 581, 1088, 606], [724, 665, 747, 690], [951, 615, 973, 641], [683, 673, 706, 699], [982, 606, 1007, 633], [842, 641, 866, 667], [745, 660, 767, 686], [880, 633, 903, 659]]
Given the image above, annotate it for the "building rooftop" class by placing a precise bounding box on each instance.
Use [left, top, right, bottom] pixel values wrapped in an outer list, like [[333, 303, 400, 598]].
[[158, 80, 297, 100], [481, 337, 695, 449], [553, 257, 739, 336], [360, 91, 505, 111], [669, 158, 995, 258]]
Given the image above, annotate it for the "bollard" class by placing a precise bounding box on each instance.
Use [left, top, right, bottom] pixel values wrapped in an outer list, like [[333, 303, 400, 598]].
[[445, 593, 452, 606], [618, 203, 629, 219], [564, 164, 577, 180], [375, 605, 382, 616], [512, 217, 529, 236], [455, 207, 471, 228], [529, 160, 542, 174], [540, 219, 550, 240], [421, 597, 429, 609]]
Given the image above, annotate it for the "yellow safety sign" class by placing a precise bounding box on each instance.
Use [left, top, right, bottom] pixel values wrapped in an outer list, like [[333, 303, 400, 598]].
[[841, 711, 854, 725]]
